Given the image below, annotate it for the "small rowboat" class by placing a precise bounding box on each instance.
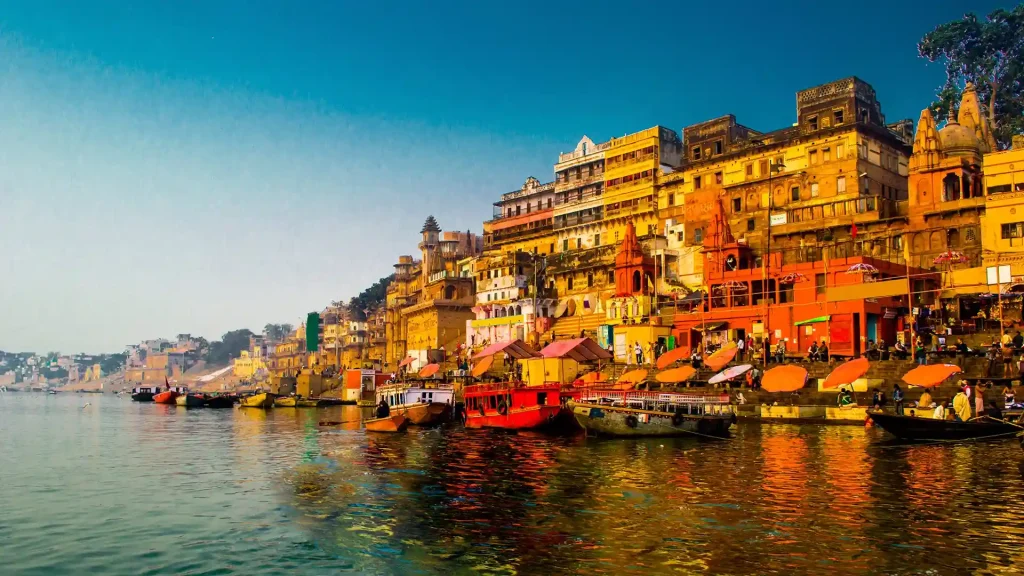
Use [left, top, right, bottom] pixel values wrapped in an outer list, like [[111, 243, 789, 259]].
[[175, 393, 207, 407], [275, 396, 320, 408], [204, 395, 235, 408], [869, 412, 1021, 441], [365, 414, 408, 433], [239, 392, 275, 409], [153, 390, 179, 404]]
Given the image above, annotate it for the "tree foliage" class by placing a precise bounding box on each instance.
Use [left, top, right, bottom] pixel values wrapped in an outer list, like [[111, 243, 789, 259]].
[[99, 353, 127, 375], [918, 5, 1024, 148], [204, 329, 254, 365], [263, 323, 294, 342], [348, 274, 394, 317]]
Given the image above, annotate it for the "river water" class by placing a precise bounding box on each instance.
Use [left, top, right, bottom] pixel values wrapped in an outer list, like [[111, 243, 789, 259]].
[[2, 393, 1024, 575]]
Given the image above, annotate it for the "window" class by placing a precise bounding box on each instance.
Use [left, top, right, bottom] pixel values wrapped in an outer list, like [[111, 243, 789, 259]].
[[811, 183, 819, 197], [837, 176, 846, 193], [594, 233, 601, 246], [791, 186, 800, 201], [759, 159, 769, 176], [858, 142, 868, 159], [823, 147, 831, 162], [648, 224, 656, 236], [526, 202, 531, 213], [746, 164, 754, 177], [733, 197, 742, 212], [576, 238, 582, 249], [567, 276, 574, 290], [694, 176, 702, 189], [837, 143, 845, 158], [809, 115, 818, 130], [516, 205, 521, 216], [694, 228, 703, 243], [1001, 222, 1024, 239], [989, 184, 1012, 194], [747, 218, 755, 231], [608, 270, 614, 284], [547, 198, 552, 208], [715, 172, 723, 185], [714, 141, 723, 155], [809, 149, 818, 165], [834, 109, 844, 125], [693, 146, 702, 160], [779, 284, 795, 304], [587, 273, 594, 288], [667, 193, 675, 206], [549, 243, 554, 253], [815, 273, 826, 295], [562, 239, 569, 252]]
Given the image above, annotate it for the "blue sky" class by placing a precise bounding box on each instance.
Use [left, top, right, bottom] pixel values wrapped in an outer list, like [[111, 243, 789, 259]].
[[0, 0, 1008, 353]]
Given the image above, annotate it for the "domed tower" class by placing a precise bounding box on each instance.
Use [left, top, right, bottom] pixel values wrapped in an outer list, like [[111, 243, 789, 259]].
[[419, 215, 441, 284]]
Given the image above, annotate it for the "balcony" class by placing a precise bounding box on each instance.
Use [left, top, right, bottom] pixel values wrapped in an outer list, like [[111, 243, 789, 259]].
[[606, 175, 654, 193], [605, 196, 655, 220], [546, 245, 617, 274], [772, 197, 899, 235], [555, 173, 604, 193], [554, 210, 603, 230], [605, 151, 656, 171]]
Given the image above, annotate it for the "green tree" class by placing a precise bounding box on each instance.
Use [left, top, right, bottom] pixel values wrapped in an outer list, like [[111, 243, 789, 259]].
[[99, 353, 127, 375], [918, 5, 1024, 149], [348, 274, 394, 315], [204, 329, 254, 365]]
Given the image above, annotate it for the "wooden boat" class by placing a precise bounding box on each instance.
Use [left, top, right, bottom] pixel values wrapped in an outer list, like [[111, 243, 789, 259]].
[[376, 382, 454, 426], [175, 393, 207, 407], [239, 392, 275, 409], [296, 399, 320, 408], [869, 412, 1021, 441], [274, 396, 297, 407], [131, 387, 159, 402], [463, 382, 564, 430], [570, 391, 735, 438], [364, 414, 409, 433], [204, 394, 235, 408]]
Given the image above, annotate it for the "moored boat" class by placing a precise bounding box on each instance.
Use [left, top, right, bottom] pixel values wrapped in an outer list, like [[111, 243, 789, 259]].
[[274, 396, 297, 408], [131, 386, 160, 402], [204, 394, 235, 408], [239, 392, 275, 409], [295, 399, 320, 408], [570, 391, 735, 438], [869, 411, 1021, 441], [376, 382, 454, 426], [364, 414, 409, 433], [463, 382, 564, 430], [175, 393, 207, 407]]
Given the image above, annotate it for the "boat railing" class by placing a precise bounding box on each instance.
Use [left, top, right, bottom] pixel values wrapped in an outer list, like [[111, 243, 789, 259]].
[[579, 390, 734, 415]]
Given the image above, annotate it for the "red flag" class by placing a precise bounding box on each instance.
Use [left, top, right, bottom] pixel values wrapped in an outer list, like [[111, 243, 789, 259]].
[[851, 222, 858, 240]]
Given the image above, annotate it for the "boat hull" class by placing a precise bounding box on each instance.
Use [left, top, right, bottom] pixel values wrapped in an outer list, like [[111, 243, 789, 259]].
[[274, 397, 297, 408], [365, 414, 409, 433], [464, 404, 564, 430], [204, 395, 235, 408], [869, 412, 1019, 440], [175, 394, 207, 407], [397, 402, 451, 426], [239, 392, 275, 409], [131, 392, 155, 402], [571, 402, 734, 438], [153, 391, 179, 404]]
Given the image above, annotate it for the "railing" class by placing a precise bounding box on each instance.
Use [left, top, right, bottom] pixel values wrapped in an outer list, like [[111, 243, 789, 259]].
[[606, 175, 654, 192], [553, 186, 603, 207], [554, 211, 602, 229], [605, 151, 656, 171], [782, 196, 898, 226], [605, 197, 655, 219]]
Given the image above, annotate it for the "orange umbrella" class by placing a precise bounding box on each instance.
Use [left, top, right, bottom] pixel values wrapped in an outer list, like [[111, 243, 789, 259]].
[[618, 369, 648, 385], [655, 346, 689, 370], [760, 365, 808, 393], [579, 371, 609, 384], [656, 366, 696, 384], [470, 356, 494, 377], [398, 356, 415, 368], [418, 363, 440, 378], [822, 357, 870, 389], [902, 364, 962, 388], [704, 342, 737, 371], [608, 381, 636, 391]]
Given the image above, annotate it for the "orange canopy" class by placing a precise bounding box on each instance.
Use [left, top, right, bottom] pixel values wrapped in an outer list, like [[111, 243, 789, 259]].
[[655, 346, 689, 370], [618, 369, 648, 385], [470, 356, 494, 377], [902, 364, 962, 388], [418, 363, 440, 378], [822, 357, 870, 389], [704, 342, 737, 371], [655, 366, 697, 384], [398, 356, 416, 368], [760, 365, 808, 393]]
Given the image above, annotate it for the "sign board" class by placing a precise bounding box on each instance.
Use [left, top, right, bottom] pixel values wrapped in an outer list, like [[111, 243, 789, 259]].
[[986, 265, 1012, 286], [769, 213, 787, 227], [751, 321, 764, 335], [828, 278, 908, 302]]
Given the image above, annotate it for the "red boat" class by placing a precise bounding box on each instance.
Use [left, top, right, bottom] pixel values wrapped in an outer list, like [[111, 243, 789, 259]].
[[463, 382, 564, 430], [153, 385, 187, 404]]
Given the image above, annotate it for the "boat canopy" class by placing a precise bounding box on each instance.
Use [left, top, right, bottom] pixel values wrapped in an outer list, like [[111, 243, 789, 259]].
[[474, 339, 541, 360], [540, 337, 612, 361]]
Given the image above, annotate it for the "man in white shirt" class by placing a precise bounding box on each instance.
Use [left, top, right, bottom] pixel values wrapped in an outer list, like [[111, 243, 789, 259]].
[[737, 337, 746, 362], [933, 402, 946, 420]]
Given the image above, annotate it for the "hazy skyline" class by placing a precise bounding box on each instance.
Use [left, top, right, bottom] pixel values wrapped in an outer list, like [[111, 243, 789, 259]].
[[0, 0, 1006, 353]]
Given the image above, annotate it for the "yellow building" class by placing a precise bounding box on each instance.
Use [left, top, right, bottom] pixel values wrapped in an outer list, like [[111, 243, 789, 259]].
[[980, 145, 1024, 274], [268, 326, 307, 377], [232, 350, 267, 380]]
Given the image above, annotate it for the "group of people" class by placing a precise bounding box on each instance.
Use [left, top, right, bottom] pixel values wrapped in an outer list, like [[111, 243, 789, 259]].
[[870, 380, 1015, 421]]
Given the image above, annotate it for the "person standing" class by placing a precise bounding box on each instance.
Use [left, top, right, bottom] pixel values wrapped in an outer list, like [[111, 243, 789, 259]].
[[634, 342, 643, 365], [736, 336, 746, 362], [893, 383, 905, 416], [933, 401, 947, 420], [975, 382, 987, 417], [1003, 382, 1016, 409], [952, 385, 971, 422]]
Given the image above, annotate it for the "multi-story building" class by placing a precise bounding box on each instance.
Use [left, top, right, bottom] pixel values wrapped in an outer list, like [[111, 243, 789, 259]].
[[465, 250, 553, 349], [384, 216, 482, 370], [268, 326, 307, 377], [366, 306, 387, 367], [483, 177, 557, 255]]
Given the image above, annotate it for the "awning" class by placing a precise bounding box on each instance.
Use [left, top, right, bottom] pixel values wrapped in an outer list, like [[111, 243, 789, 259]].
[[540, 338, 613, 362], [939, 286, 990, 299], [473, 339, 541, 360], [795, 315, 830, 326], [694, 322, 727, 332]]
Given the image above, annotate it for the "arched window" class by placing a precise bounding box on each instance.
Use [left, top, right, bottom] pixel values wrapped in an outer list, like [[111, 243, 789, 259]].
[[943, 174, 960, 201], [947, 229, 960, 249], [444, 285, 456, 300], [567, 276, 574, 291], [514, 305, 522, 316], [632, 271, 641, 293], [587, 273, 594, 288]]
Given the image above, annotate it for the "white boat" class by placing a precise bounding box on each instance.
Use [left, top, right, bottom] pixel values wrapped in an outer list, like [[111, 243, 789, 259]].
[[375, 382, 454, 426]]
